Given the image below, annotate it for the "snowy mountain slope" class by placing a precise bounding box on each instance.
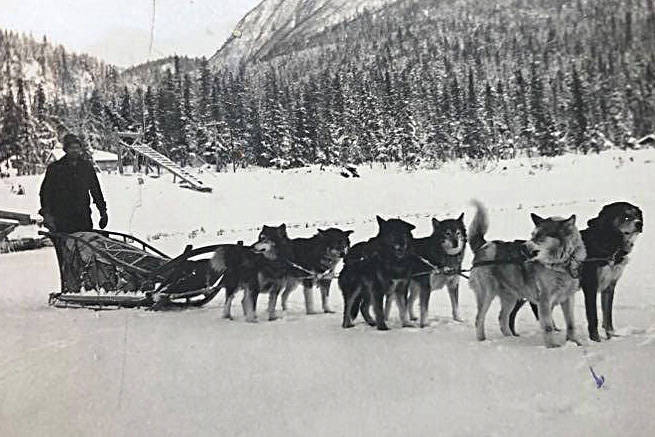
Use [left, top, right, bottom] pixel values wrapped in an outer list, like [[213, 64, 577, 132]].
[[0, 29, 113, 106], [208, 0, 396, 71], [1, 150, 655, 435]]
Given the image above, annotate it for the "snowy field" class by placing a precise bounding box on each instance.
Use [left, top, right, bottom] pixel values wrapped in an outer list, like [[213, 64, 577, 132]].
[[1, 150, 655, 436]]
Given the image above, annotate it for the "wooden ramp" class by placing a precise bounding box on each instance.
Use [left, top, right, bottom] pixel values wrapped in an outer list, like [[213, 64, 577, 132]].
[[120, 141, 212, 193]]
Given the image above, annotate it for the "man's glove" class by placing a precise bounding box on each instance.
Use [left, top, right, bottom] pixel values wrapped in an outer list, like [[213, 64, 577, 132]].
[[99, 210, 108, 229]]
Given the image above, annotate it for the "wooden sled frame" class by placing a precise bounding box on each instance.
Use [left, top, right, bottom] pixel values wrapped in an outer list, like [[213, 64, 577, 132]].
[[41, 230, 224, 310]]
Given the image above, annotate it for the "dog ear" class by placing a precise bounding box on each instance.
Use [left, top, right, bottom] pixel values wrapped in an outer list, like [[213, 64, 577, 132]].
[[457, 212, 465, 222], [279, 224, 288, 237], [587, 208, 609, 228], [586, 216, 601, 228], [318, 228, 327, 234], [344, 230, 354, 236], [376, 216, 386, 227], [564, 214, 576, 227], [531, 213, 545, 226], [431, 218, 441, 232]]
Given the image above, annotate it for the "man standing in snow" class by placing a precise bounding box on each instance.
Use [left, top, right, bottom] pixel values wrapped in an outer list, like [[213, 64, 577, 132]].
[[39, 133, 108, 233]]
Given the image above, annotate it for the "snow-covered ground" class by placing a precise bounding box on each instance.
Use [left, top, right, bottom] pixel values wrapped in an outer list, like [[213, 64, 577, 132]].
[[1, 150, 655, 436]]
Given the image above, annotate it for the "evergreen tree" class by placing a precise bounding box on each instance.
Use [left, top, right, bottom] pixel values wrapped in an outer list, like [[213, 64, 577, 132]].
[[513, 69, 530, 146], [197, 57, 212, 121], [569, 66, 588, 152], [483, 82, 496, 144], [132, 87, 145, 132], [144, 86, 161, 150], [180, 73, 194, 166], [462, 68, 484, 159], [529, 62, 559, 156], [625, 10, 633, 49], [157, 69, 184, 159], [0, 90, 20, 160], [119, 86, 133, 129], [34, 83, 46, 120]]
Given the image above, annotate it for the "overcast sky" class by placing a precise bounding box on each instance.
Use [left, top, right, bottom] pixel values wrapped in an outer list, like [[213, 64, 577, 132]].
[[0, 0, 260, 67]]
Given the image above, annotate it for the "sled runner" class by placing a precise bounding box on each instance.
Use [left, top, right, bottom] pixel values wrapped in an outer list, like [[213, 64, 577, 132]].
[[42, 230, 224, 310]]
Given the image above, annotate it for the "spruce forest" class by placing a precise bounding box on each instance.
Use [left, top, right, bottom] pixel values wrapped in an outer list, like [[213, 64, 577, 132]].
[[1, 0, 655, 173]]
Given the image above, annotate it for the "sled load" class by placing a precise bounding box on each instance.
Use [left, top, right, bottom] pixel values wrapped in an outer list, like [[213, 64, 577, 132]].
[[43, 230, 227, 310]]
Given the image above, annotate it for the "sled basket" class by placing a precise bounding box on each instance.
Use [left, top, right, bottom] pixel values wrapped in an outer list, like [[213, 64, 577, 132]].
[[41, 230, 224, 310]]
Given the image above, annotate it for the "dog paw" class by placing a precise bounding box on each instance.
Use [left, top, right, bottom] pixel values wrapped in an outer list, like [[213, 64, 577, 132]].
[[543, 331, 561, 348], [453, 316, 465, 323], [589, 331, 602, 342], [545, 341, 562, 349], [566, 334, 583, 346], [367, 320, 377, 327], [323, 308, 336, 314], [420, 321, 431, 328], [409, 315, 418, 321], [377, 324, 390, 331], [402, 321, 417, 328], [246, 318, 258, 324], [342, 321, 355, 329], [605, 329, 615, 339], [306, 310, 319, 315]]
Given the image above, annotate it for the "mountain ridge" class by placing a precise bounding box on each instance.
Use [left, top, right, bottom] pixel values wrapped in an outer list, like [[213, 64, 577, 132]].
[[208, 0, 397, 71]]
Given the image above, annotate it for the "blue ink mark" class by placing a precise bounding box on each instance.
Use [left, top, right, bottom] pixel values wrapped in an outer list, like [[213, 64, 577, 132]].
[[589, 366, 605, 389]]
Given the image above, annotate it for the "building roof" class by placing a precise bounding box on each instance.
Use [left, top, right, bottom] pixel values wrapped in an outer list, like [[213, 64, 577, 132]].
[[50, 147, 118, 162]]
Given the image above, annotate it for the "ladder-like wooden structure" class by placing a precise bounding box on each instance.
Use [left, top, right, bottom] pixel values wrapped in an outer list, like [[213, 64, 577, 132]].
[[117, 133, 212, 193]]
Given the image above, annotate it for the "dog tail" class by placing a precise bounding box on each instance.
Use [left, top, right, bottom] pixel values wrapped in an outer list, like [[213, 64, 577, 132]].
[[468, 199, 489, 252], [208, 246, 229, 285]]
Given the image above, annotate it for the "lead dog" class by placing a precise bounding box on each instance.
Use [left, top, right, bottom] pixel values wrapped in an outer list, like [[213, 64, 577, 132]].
[[468, 201, 587, 348]]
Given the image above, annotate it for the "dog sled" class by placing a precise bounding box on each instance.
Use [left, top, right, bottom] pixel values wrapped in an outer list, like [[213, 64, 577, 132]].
[[42, 229, 225, 310]]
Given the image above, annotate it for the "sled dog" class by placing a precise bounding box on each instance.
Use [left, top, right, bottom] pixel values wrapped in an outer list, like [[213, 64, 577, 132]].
[[339, 216, 416, 330], [386, 214, 467, 327], [209, 224, 291, 322], [468, 201, 587, 348], [281, 228, 353, 314]]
